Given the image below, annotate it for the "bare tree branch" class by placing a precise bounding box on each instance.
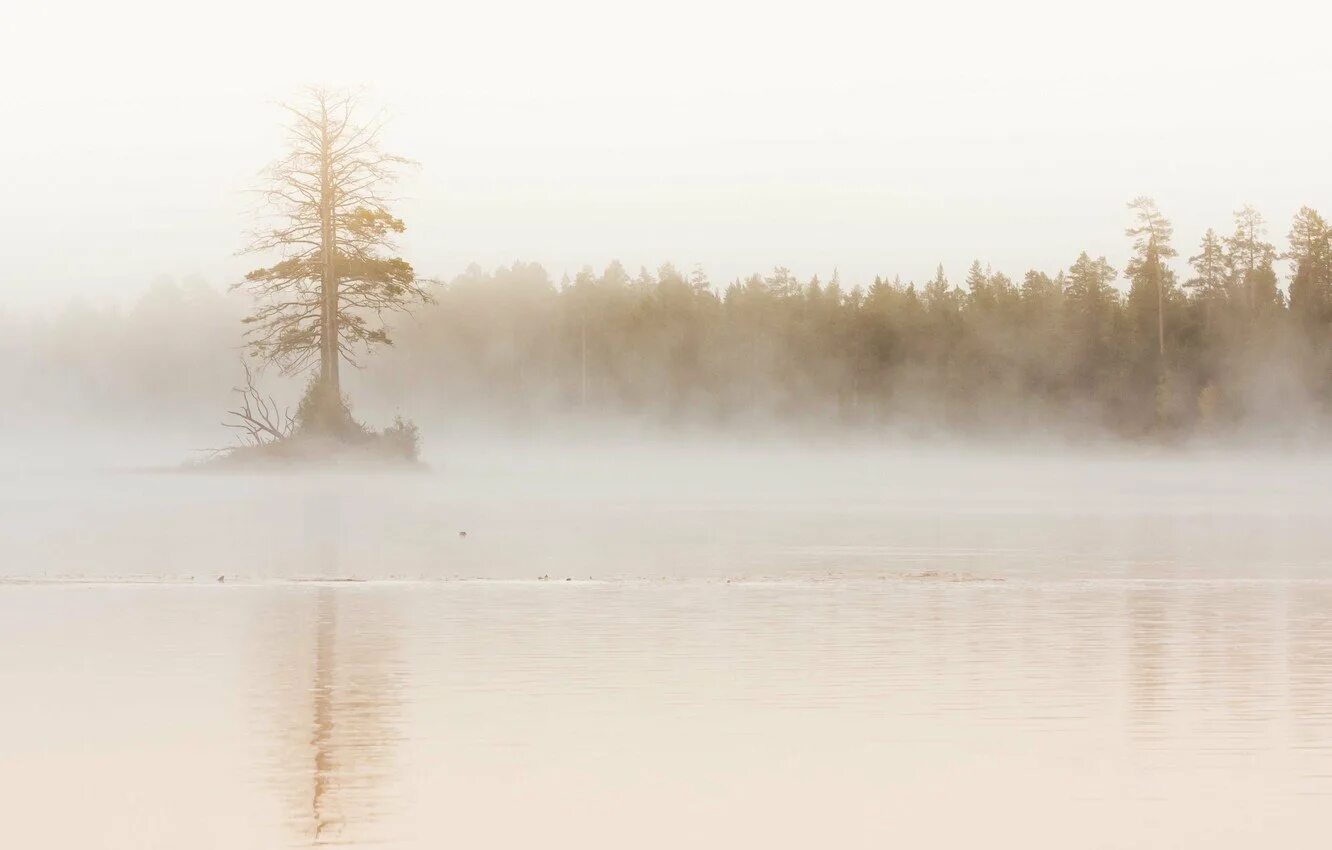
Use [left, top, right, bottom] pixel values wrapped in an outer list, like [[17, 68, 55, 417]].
[[220, 362, 294, 446]]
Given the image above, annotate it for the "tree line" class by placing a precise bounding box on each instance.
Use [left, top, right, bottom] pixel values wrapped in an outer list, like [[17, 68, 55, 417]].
[[217, 89, 1332, 443], [373, 199, 1332, 438], [10, 84, 1332, 444], [10, 201, 1332, 440]]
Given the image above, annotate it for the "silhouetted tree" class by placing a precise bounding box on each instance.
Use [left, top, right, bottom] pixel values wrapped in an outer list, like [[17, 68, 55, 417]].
[[1287, 206, 1331, 325], [236, 87, 429, 434], [1125, 196, 1177, 364], [1187, 229, 1228, 299], [1226, 205, 1280, 314]]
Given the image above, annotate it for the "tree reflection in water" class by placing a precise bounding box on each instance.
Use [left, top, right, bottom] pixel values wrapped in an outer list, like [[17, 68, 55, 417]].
[[255, 487, 406, 846]]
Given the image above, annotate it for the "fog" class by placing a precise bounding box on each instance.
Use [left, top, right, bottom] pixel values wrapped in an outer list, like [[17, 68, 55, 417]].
[[8, 405, 1332, 847], [6, 273, 1330, 585], [9, 294, 1332, 850], [7, 3, 1332, 846], [4, 275, 1330, 585], [6, 1, 1332, 306], [7, 427, 1332, 583], [5, 257, 1332, 464]]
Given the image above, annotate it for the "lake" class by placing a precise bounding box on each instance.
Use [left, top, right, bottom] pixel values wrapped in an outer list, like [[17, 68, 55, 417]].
[[3, 441, 1331, 847]]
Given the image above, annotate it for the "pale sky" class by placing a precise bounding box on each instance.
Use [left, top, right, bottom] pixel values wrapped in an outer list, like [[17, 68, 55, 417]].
[[4, 0, 1331, 306]]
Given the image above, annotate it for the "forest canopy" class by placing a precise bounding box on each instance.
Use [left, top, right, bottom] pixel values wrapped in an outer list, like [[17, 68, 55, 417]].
[[358, 201, 1331, 438], [9, 201, 1332, 442]]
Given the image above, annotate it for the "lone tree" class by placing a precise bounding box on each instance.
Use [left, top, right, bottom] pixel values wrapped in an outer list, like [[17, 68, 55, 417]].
[[235, 87, 429, 437]]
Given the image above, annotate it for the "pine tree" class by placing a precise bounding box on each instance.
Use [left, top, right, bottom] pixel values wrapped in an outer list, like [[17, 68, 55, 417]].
[[923, 264, 953, 310], [965, 260, 988, 294], [1064, 252, 1119, 394], [1124, 196, 1177, 364], [236, 87, 429, 435], [1186, 229, 1228, 298], [1286, 206, 1331, 324], [1225, 205, 1278, 314], [765, 266, 801, 298]]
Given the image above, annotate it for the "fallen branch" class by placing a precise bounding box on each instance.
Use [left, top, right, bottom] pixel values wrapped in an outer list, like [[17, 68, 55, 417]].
[[221, 362, 294, 447]]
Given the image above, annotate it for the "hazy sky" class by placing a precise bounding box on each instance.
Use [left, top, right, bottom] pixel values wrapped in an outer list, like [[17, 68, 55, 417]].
[[4, 0, 1331, 306]]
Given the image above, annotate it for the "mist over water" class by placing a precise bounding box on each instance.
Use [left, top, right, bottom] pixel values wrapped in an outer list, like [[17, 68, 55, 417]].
[[3, 271, 1331, 850], [4, 436, 1332, 847], [6, 439, 1332, 583], [7, 0, 1332, 843]]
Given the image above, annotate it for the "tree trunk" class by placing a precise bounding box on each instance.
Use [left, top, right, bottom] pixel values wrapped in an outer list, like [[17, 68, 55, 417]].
[[318, 97, 340, 399], [1153, 249, 1165, 365]]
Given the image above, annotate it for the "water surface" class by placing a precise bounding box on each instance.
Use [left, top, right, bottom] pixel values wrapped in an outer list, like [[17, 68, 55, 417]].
[[3, 445, 1331, 848]]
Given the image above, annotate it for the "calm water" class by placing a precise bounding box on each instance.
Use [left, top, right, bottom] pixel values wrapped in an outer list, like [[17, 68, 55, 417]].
[[3, 444, 1332, 848]]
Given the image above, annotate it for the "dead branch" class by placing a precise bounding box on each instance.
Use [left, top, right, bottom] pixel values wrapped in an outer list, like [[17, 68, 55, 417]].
[[221, 362, 294, 446]]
